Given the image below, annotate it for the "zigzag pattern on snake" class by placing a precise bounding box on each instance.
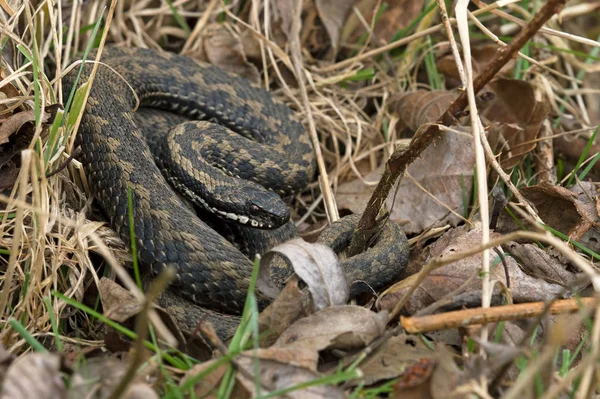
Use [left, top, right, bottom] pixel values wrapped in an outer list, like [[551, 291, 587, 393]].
[[62, 46, 409, 325]]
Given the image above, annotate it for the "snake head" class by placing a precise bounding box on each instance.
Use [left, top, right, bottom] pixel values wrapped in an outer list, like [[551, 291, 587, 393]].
[[207, 185, 290, 229], [244, 189, 290, 229]]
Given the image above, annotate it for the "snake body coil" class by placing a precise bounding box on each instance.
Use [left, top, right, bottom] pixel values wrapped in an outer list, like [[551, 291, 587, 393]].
[[63, 47, 409, 322]]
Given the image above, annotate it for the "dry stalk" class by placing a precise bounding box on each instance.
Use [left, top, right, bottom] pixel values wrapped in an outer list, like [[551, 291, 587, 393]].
[[289, 0, 339, 222], [346, 0, 566, 257], [387, 229, 600, 323], [108, 267, 176, 399], [574, 305, 600, 398]]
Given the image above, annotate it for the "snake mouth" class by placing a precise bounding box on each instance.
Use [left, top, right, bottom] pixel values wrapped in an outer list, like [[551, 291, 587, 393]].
[[214, 209, 272, 228]]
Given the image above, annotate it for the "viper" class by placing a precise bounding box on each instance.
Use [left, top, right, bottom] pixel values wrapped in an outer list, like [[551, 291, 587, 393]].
[[62, 46, 409, 332]]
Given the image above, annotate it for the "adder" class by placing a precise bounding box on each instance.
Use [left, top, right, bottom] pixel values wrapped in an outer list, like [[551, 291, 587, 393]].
[[62, 46, 409, 332]]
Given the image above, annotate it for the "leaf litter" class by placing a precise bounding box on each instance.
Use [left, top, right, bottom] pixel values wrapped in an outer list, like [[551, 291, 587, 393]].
[[0, 0, 599, 398]]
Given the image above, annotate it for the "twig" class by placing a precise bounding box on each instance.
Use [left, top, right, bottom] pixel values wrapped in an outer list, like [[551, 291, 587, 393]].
[[346, 0, 565, 257], [45, 147, 81, 179], [387, 229, 600, 323], [400, 297, 599, 334]]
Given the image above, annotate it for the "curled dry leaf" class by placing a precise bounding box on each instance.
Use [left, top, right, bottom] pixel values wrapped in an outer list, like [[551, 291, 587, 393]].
[[259, 237, 349, 310], [185, 23, 260, 83], [498, 181, 600, 253], [98, 277, 143, 323], [378, 224, 566, 315], [1, 353, 66, 399], [315, 0, 358, 53], [274, 305, 387, 352], [389, 90, 458, 132], [336, 127, 474, 234], [483, 78, 550, 170], [0, 108, 50, 144]]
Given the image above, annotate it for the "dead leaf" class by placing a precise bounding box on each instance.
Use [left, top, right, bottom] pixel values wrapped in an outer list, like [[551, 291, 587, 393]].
[[343, 0, 425, 45], [259, 238, 349, 310], [1, 353, 66, 399], [70, 356, 158, 399], [504, 242, 585, 288], [482, 78, 550, 170], [98, 277, 143, 323], [389, 90, 458, 132], [0, 108, 50, 144], [315, 0, 358, 52], [274, 305, 387, 351], [336, 127, 475, 234], [182, 347, 336, 399], [185, 23, 260, 83], [497, 181, 600, 252], [348, 334, 434, 386], [0, 160, 19, 191], [428, 346, 462, 399], [391, 357, 436, 399], [437, 44, 515, 86], [258, 276, 312, 346], [378, 224, 566, 315]]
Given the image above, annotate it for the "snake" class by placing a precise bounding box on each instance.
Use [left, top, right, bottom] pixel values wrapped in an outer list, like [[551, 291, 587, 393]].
[[62, 46, 410, 333]]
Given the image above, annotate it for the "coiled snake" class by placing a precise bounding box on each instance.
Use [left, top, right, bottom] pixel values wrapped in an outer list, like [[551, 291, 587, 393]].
[[63, 47, 409, 332]]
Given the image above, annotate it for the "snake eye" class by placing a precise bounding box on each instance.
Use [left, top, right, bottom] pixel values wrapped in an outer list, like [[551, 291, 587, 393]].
[[250, 204, 260, 212]]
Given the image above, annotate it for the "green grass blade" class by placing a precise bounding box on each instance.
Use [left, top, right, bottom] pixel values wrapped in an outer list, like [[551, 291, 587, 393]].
[[52, 291, 187, 368], [10, 318, 48, 352], [566, 125, 599, 186], [43, 297, 63, 352]]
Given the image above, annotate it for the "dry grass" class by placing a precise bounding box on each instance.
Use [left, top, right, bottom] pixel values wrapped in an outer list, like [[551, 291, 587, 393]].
[[0, 0, 599, 395]]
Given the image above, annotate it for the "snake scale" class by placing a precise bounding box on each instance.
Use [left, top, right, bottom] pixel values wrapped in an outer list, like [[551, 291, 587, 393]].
[[62, 46, 409, 331]]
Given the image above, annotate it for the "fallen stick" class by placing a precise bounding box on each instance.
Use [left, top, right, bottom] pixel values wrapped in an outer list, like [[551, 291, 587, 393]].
[[401, 297, 599, 334]]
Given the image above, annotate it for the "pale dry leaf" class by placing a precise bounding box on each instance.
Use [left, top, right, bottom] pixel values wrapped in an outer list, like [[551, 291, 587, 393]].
[[1, 353, 66, 399], [336, 128, 475, 234], [70, 357, 157, 399], [187, 23, 260, 83], [236, 355, 346, 399], [98, 277, 143, 322], [504, 242, 585, 288], [378, 224, 566, 315], [259, 237, 349, 310], [315, 0, 358, 52], [272, 0, 295, 38], [347, 334, 434, 386], [182, 347, 326, 399], [274, 305, 387, 351]]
